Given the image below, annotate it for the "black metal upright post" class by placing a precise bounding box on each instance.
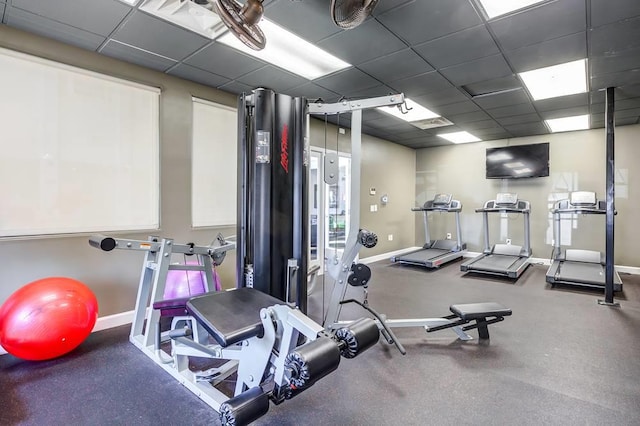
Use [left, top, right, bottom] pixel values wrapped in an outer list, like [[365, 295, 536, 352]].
[[599, 87, 619, 307], [237, 89, 309, 313]]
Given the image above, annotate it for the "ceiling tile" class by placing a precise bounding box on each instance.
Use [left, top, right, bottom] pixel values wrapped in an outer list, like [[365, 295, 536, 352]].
[[287, 83, 340, 102], [4, 6, 105, 51], [101, 39, 176, 72], [504, 31, 586, 73], [372, 0, 413, 16], [439, 54, 512, 86], [317, 19, 405, 65], [433, 101, 480, 116], [412, 88, 470, 107], [218, 80, 254, 95], [476, 131, 512, 141], [473, 89, 530, 109], [343, 84, 396, 99], [472, 127, 512, 137], [167, 63, 230, 88], [613, 107, 640, 119], [462, 75, 522, 96], [265, 0, 342, 42], [185, 43, 265, 80], [616, 117, 639, 126], [538, 106, 590, 120], [112, 11, 209, 61], [534, 93, 589, 112], [376, 0, 481, 45], [496, 113, 542, 126], [591, 69, 640, 90], [388, 71, 453, 97], [590, 17, 640, 55], [445, 110, 491, 123], [504, 122, 549, 137], [590, 0, 640, 28], [590, 97, 640, 114], [414, 25, 500, 69], [314, 68, 380, 95], [489, 0, 585, 51], [458, 119, 503, 130], [11, 0, 130, 36], [364, 113, 403, 129], [236, 65, 308, 92], [357, 49, 433, 82], [590, 47, 640, 77], [487, 102, 536, 118]]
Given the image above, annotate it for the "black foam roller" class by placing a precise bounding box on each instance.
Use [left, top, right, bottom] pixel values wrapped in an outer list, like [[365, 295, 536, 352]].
[[335, 317, 379, 358], [219, 386, 269, 426], [285, 337, 341, 390]]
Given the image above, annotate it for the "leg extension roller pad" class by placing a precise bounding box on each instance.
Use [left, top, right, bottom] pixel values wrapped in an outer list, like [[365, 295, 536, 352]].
[[334, 317, 380, 358], [219, 386, 269, 426]]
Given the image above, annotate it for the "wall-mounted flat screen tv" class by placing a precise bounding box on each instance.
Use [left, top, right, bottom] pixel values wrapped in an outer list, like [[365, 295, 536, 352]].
[[486, 143, 549, 179]]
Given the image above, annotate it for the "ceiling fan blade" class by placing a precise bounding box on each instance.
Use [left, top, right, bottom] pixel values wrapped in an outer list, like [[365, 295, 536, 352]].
[[212, 0, 266, 50]]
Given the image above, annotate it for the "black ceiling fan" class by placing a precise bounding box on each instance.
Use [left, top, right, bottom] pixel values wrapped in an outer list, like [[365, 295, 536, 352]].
[[209, 0, 380, 51]]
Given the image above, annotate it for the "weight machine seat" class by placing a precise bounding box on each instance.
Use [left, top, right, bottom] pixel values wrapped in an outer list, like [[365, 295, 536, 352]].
[[450, 302, 512, 321], [186, 288, 283, 348]]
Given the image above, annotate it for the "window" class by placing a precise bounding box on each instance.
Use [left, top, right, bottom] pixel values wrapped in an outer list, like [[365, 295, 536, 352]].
[[0, 48, 160, 238], [191, 98, 237, 227]]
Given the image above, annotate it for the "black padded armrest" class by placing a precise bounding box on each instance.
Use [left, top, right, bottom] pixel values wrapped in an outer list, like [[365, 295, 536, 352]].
[[450, 302, 512, 321], [187, 288, 283, 348]]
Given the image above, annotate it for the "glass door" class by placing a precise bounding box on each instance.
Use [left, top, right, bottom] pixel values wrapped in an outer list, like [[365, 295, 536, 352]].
[[308, 150, 351, 272], [324, 154, 351, 265]]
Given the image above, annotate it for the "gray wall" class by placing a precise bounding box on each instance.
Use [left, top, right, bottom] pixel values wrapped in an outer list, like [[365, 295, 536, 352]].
[[0, 26, 416, 317], [415, 124, 640, 267]]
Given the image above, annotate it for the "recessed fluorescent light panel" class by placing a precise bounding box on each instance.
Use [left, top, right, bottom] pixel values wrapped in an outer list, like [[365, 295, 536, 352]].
[[519, 59, 587, 101], [478, 0, 546, 19], [545, 115, 589, 133], [377, 99, 440, 122], [218, 19, 351, 80], [438, 131, 481, 144]]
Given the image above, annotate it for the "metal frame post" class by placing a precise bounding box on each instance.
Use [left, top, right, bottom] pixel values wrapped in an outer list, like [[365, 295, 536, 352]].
[[599, 87, 619, 307]]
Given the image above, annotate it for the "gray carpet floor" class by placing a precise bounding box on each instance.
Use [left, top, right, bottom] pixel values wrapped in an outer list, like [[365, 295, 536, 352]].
[[2, 259, 640, 425]]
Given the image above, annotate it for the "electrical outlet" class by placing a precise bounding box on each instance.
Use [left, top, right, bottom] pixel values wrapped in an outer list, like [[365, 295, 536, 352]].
[[506, 239, 512, 245], [370, 204, 376, 212], [388, 234, 393, 241], [446, 233, 452, 240]]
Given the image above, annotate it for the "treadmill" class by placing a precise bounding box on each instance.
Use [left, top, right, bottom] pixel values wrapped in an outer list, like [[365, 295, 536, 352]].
[[546, 191, 623, 292], [391, 193, 466, 268], [460, 193, 531, 279]]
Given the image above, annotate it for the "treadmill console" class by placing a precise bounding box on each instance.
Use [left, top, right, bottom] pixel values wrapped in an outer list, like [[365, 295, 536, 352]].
[[496, 193, 518, 206], [570, 191, 597, 206], [432, 193, 453, 206]]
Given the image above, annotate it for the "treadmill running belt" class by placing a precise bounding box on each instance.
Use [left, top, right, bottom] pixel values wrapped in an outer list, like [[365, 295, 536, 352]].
[[469, 254, 519, 272], [556, 261, 621, 285], [397, 248, 449, 264]]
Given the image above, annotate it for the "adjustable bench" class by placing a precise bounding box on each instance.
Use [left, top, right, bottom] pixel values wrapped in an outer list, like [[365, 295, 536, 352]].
[[426, 302, 512, 340]]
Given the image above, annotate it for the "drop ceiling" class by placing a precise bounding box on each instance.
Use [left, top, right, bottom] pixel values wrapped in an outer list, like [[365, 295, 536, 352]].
[[1, 0, 640, 148]]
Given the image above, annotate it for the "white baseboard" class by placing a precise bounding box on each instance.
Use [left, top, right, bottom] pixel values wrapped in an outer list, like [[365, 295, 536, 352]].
[[360, 247, 422, 264]]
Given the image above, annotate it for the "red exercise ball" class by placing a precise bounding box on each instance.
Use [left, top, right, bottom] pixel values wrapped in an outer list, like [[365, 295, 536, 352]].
[[0, 277, 98, 361]]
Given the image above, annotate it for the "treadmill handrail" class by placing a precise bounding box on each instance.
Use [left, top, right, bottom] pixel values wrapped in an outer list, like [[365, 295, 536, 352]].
[[475, 207, 530, 214], [412, 206, 462, 213]]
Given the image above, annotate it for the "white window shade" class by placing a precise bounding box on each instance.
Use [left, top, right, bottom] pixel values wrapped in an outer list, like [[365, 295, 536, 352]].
[[191, 98, 237, 228], [0, 48, 160, 238]]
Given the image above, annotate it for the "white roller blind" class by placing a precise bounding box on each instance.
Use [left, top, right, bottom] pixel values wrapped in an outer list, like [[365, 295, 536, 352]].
[[191, 98, 237, 227], [0, 48, 160, 238]]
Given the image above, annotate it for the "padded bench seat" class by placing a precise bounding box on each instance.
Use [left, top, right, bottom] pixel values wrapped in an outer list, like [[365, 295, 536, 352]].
[[450, 302, 512, 320], [448, 302, 512, 340], [187, 288, 283, 348]]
